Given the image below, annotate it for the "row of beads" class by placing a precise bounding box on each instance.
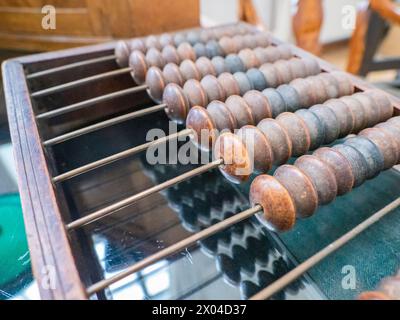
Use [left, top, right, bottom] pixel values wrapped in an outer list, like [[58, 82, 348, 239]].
[[249, 116, 400, 232], [129, 32, 272, 84], [146, 44, 292, 102], [164, 56, 320, 124], [187, 71, 351, 151]]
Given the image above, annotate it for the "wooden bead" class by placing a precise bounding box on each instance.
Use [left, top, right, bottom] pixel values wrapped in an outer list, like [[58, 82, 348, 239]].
[[307, 75, 328, 104], [276, 84, 302, 112], [146, 67, 166, 102], [352, 93, 380, 127], [274, 165, 318, 218], [333, 144, 368, 187], [339, 96, 367, 133], [219, 36, 236, 55], [163, 63, 184, 86], [186, 106, 217, 151], [183, 79, 208, 107], [324, 99, 355, 137], [161, 45, 180, 64], [374, 123, 400, 164], [211, 56, 228, 75], [262, 88, 287, 117], [249, 175, 296, 232], [388, 117, 400, 127], [273, 60, 293, 84], [294, 155, 338, 205], [243, 90, 273, 123], [365, 89, 393, 122], [253, 47, 270, 64], [254, 32, 271, 47], [193, 43, 208, 58], [163, 83, 190, 123], [207, 100, 237, 131], [288, 58, 307, 79], [257, 119, 292, 165], [214, 132, 252, 184], [243, 34, 256, 49], [295, 109, 325, 150], [225, 95, 254, 127], [129, 39, 146, 53], [129, 50, 148, 85], [115, 41, 131, 67], [195, 57, 216, 78], [313, 147, 354, 195], [159, 33, 173, 47], [145, 35, 161, 50], [232, 34, 245, 50], [233, 72, 253, 95], [225, 54, 246, 73], [309, 105, 340, 144], [359, 128, 399, 169], [145, 48, 165, 69], [290, 78, 315, 107], [217, 72, 241, 97], [259, 64, 279, 88], [344, 136, 384, 179], [276, 44, 293, 60], [276, 112, 311, 156], [237, 126, 273, 173], [177, 42, 196, 61], [264, 47, 281, 63], [238, 48, 260, 69], [302, 57, 320, 75], [206, 40, 223, 57], [330, 71, 354, 96], [200, 75, 226, 102], [179, 60, 201, 81], [319, 73, 340, 99], [246, 68, 268, 91]]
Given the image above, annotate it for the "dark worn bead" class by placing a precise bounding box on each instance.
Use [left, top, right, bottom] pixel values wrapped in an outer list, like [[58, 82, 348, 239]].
[[259, 64, 279, 88], [295, 109, 325, 150], [274, 165, 318, 218], [294, 155, 338, 205], [352, 93, 381, 127], [277, 84, 302, 112], [211, 56, 228, 75], [183, 79, 208, 107], [238, 48, 260, 69], [146, 67, 166, 102], [129, 50, 148, 84], [146, 48, 165, 69], [288, 57, 307, 79], [333, 144, 368, 187], [233, 72, 253, 95], [161, 45, 180, 64], [225, 54, 246, 73], [309, 104, 340, 144], [344, 136, 384, 179], [365, 89, 393, 121], [225, 95, 254, 127], [115, 41, 131, 67], [217, 72, 241, 97], [206, 40, 223, 58], [163, 83, 190, 123], [163, 63, 184, 86], [186, 106, 217, 151], [243, 90, 273, 123], [374, 123, 400, 165], [177, 42, 196, 61], [246, 68, 268, 91], [302, 58, 320, 75], [276, 44, 293, 60], [207, 101, 237, 131], [262, 88, 287, 117], [339, 96, 367, 133], [276, 112, 311, 156], [179, 59, 201, 81], [193, 42, 208, 58], [290, 78, 315, 107], [330, 71, 354, 96], [313, 147, 354, 195], [274, 60, 294, 84], [307, 75, 328, 104], [324, 99, 355, 137], [319, 73, 340, 99], [257, 119, 292, 165], [219, 36, 236, 55], [200, 75, 226, 102], [250, 175, 296, 232]]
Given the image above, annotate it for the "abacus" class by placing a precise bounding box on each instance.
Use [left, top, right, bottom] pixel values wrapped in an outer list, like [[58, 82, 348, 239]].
[[4, 22, 400, 300]]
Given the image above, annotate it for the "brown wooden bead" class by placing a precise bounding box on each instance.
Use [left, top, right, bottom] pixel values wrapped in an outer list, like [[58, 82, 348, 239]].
[[262, 88, 287, 118], [195, 57, 217, 78], [309, 104, 340, 144], [115, 41, 131, 67], [238, 48, 260, 69], [217, 72, 241, 97], [214, 132, 252, 184], [237, 126, 274, 173], [183, 79, 208, 107], [359, 128, 399, 169], [307, 75, 328, 104], [288, 57, 307, 79], [219, 36, 236, 55], [146, 67, 166, 102], [129, 38, 146, 53], [161, 45, 180, 64], [274, 165, 318, 218], [319, 73, 340, 99], [339, 96, 367, 133], [200, 75, 226, 102], [294, 155, 338, 205], [207, 100, 237, 131], [249, 175, 296, 232], [276, 44, 293, 60], [313, 147, 354, 195], [374, 123, 400, 165], [352, 93, 380, 127], [330, 71, 354, 96], [295, 109, 325, 150], [163, 63, 184, 86], [302, 57, 320, 75], [179, 60, 201, 81], [290, 78, 315, 107], [365, 89, 393, 121], [129, 50, 148, 84], [273, 60, 293, 84], [257, 119, 292, 165], [163, 83, 190, 123], [186, 106, 217, 151], [243, 90, 273, 124], [259, 64, 280, 88], [276, 112, 311, 156], [145, 48, 165, 69], [177, 42, 196, 61], [324, 99, 355, 137], [225, 95, 254, 127]]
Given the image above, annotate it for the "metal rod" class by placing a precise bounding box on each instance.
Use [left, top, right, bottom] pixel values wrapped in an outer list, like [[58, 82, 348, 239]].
[[250, 197, 400, 300], [31, 67, 132, 98], [86, 204, 262, 296], [52, 128, 193, 183], [36, 86, 147, 120], [26, 54, 117, 80], [43, 104, 167, 146], [66, 158, 223, 231]]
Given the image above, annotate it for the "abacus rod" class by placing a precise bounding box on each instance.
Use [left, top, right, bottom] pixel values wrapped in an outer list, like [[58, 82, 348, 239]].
[[86, 204, 262, 296], [30, 67, 132, 98], [36, 85, 147, 120], [66, 159, 223, 231], [26, 54, 117, 80], [52, 127, 192, 183], [250, 197, 400, 301], [43, 103, 167, 146]]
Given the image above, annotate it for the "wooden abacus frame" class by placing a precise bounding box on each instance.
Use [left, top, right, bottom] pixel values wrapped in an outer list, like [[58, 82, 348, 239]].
[[3, 22, 400, 300]]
